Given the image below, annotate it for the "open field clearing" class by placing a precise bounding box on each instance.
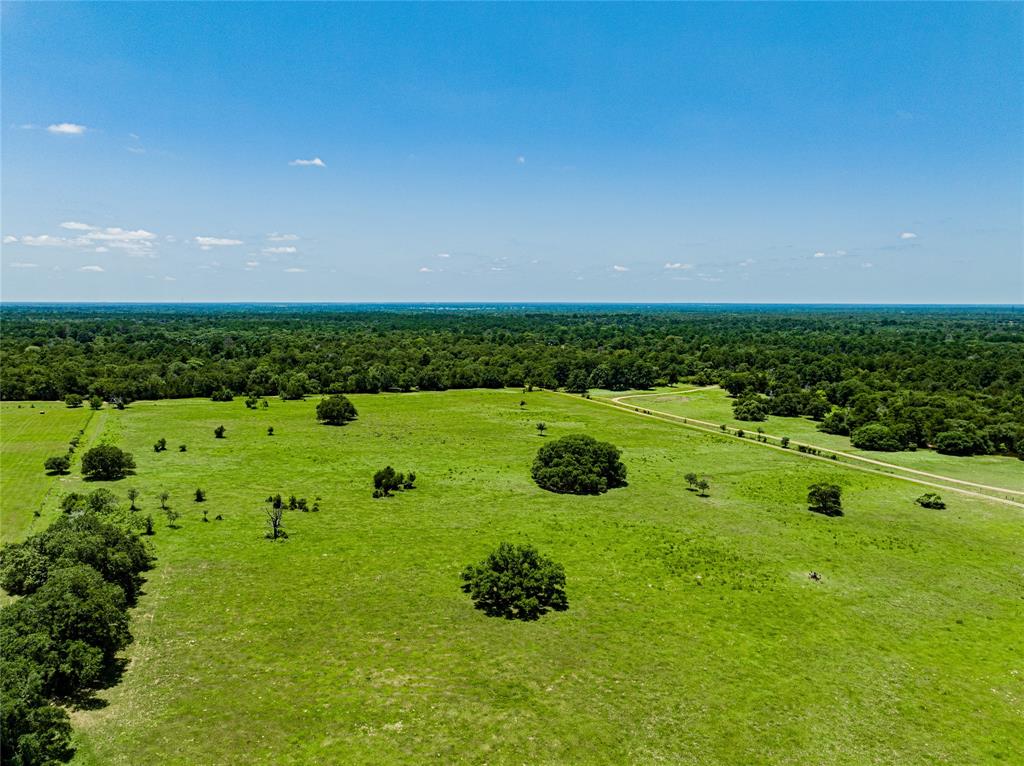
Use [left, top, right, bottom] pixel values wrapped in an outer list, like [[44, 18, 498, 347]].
[[2, 390, 1022, 765], [591, 387, 1024, 497]]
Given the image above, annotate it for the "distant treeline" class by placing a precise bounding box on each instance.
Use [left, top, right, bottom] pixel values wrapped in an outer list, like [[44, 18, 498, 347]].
[[1, 306, 1021, 456]]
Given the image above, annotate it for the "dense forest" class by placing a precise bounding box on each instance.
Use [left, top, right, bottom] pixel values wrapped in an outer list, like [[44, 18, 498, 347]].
[[1, 304, 1021, 457]]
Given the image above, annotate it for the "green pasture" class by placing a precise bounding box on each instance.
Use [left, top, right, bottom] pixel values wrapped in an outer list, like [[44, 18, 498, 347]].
[[1, 391, 1021, 765]]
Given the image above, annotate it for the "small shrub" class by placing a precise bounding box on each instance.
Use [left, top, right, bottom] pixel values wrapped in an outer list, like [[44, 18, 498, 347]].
[[267, 426, 274, 436], [64, 393, 83, 408], [179, 444, 187, 452], [194, 488, 206, 503], [214, 425, 226, 438], [460, 542, 568, 621], [915, 493, 946, 510], [153, 437, 167, 452]]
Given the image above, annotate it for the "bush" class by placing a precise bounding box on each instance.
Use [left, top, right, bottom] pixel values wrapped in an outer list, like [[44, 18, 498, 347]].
[[915, 493, 946, 510], [153, 437, 167, 453], [531, 434, 627, 495], [44, 455, 71, 475], [64, 394, 83, 408], [316, 394, 358, 426], [88, 395, 103, 410], [372, 466, 416, 497], [460, 542, 568, 620], [732, 395, 768, 422], [80, 445, 135, 481], [214, 425, 226, 438], [807, 483, 843, 517], [211, 388, 233, 402], [850, 423, 902, 452]]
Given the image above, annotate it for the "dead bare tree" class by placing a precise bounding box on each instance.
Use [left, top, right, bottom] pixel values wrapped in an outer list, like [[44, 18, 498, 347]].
[[266, 506, 286, 540]]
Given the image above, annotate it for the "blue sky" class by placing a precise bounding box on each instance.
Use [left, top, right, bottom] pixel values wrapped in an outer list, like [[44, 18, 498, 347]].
[[2, 2, 1021, 303]]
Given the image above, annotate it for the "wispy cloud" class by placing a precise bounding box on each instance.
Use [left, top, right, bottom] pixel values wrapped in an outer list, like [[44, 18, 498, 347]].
[[664, 262, 693, 270], [283, 267, 307, 273], [3, 235, 18, 244], [516, 155, 526, 164], [163, 276, 176, 281], [60, 221, 96, 231], [899, 231, 918, 240], [262, 246, 296, 254], [289, 157, 325, 167], [245, 261, 260, 267], [612, 265, 629, 272], [266, 233, 299, 241], [195, 236, 243, 251], [9, 262, 39, 268], [436, 252, 451, 259], [813, 251, 827, 258], [78, 265, 104, 272], [47, 123, 87, 135], [418, 266, 434, 273]]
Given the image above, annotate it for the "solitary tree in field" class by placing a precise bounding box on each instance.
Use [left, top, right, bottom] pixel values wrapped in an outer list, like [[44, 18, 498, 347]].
[[696, 478, 710, 497], [267, 426, 274, 436], [461, 542, 568, 620], [44, 455, 71, 475], [179, 444, 187, 452], [159, 491, 170, 510], [153, 438, 167, 452], [81, 445, 135, 481], [266, 507, 286, 540], [684, 472, 699, 491], [214, 425, 226, 438], [89, 395, 103, 410], [194, 488, 206, 503], [532, 434, 627, 495], [164, 507, 179, 527], [65, 393, 83, 408], [536, 422, 547, 437], [144, 515, 155, 535], [127, 488, 140, 511], [807, 483, 843, 517], [316, 394, 358, 426]]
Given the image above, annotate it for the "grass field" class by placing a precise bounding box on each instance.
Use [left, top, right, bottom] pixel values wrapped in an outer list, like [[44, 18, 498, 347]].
[[2, 391, 1022, 765], [0, 402, 97, 542], [593, 386, 1024, 494]]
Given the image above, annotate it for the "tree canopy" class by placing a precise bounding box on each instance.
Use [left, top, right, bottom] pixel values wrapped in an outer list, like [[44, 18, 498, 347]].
[[316, 394, 358, 426], [80, 445, 135, 481], [531, 434, 627, 495], [460, 542, 568, 620]]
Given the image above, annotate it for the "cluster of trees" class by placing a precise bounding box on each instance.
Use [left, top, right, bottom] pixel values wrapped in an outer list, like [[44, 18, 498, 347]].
[[461, 542, 568, 621], [684, 473, 711, 496], [532, 434, 628, 495], [1, 493, 152, 764], [807, 483, 843, 517], [2, 306, 1020, 458], [372, 467, 416, 498], [265, 493, 320, 513]]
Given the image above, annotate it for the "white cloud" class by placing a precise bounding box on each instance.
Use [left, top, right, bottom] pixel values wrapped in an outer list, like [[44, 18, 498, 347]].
[[813, 251, 827, 258], [3, 235, 17, 244], [163, 276, 176, 281], [262, 246, 297, 254], [21, 235, 76, 247], [835, 250, 847, 256], [862, 262, 874, 268], [283, 267, 306, 273], [418, 267, 434, 273], [94, 247, 109, 253], [612, 265, 629, 272], [245, 260, 260, 267], [267, 233, 299, 241], [195, 236, 243, 251], [490, 266, 505, 272], [739, 259, 755, 267], [126, 146, 146, 154], [78, 265, 104, 272], [516, 155, 526, 164], [87, 228, 155, 242], [664, 262, 693, 270], [9, 262, 39, 268], [60, 221, 96, 231], [47, 123, 87, 135], [289, 157, 325, 167], [436, 252, 450, 258], [899, 232, 917, 240]]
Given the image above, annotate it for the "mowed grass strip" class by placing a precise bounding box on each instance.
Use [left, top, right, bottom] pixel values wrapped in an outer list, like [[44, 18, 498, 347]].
[[2, 391, 1020, 765]]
